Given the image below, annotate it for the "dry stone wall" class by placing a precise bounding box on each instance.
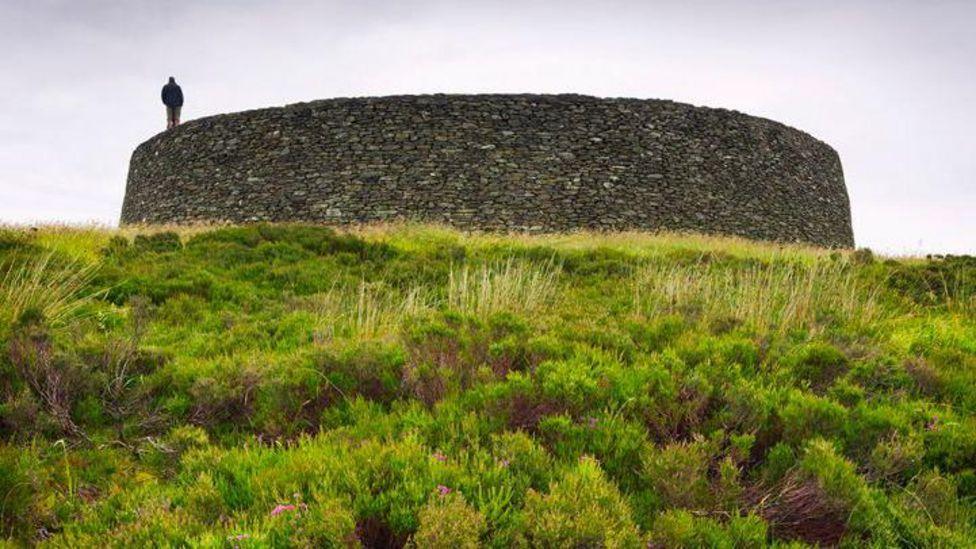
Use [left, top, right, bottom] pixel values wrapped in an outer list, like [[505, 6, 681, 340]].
[[121, 94, 854, 247]]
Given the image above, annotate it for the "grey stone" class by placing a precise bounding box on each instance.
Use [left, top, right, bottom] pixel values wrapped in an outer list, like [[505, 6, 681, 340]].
[[121, 93, 854, 248]]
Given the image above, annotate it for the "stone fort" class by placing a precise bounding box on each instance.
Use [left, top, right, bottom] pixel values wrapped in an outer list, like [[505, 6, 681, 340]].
[[121, 94, 854, 247]]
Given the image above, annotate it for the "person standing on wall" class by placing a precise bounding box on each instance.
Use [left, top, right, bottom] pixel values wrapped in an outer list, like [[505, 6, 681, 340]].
[[161, 77, 184, 129]]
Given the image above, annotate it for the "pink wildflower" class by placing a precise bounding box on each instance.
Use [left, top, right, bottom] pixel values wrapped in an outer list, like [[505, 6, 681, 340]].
[[437, 485, 452, 496], [271, 504, 297, 516], [432, 451, 447, 462]]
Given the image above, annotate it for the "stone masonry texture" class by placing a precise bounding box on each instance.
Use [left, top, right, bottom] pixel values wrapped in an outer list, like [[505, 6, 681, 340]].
[[121, 94, 854, 247]]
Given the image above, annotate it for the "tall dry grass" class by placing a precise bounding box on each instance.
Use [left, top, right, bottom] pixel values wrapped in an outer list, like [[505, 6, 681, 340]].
[[447, 258, 562, 317], [938, 271, 976, 317], [297, 282, 433, 341], [295, 258, 562, 340], [348, 221, 837, 264], [633, 258, 887, 335], [0, 252, 99, 331]]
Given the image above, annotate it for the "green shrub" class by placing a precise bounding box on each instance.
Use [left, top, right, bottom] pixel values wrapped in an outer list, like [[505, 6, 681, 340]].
[[182, 472, 224, 524], [0, 228, 32, 253], [643, 440, 712, 510], [536, 412, 648, 492], [0, 445, 50, 542], [640, 435, 744, 517], [778, 391, 847, 446], [795, 438, 892, 544], [266, 495, 357, 548], [648, 510, 767, 548], [907, 470, 972, 528], [187, 362, 262, 428], [843, 402, 910, 459], [625, 315, 688, 353], [867, 432, 924, 483], [921, 414, 976, 472], [783, 342, 848, 391], [522, 457, 641, 547], [887, 255, 976, 311], [134, 231, 182, 253], [303, 497, 359, 547], [144, 425, 210, 472], [410, 490, 486, 548], [535, 358, 601, 413], [490, 430, 552, 493], [402, 313, 529, 406], [100, 235, 131, 258]]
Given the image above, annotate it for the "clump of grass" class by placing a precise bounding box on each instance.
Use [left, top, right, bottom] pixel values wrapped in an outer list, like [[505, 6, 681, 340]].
[[297, 258, 560, 339], [633, 257, 887, 335], [297, 282, 433, 341], [447, 258, 561, 316], [0, 252, 98, 332], [927, 261, 976, 316], [31, 225, 114, 263], [350, 221, 832, 263]]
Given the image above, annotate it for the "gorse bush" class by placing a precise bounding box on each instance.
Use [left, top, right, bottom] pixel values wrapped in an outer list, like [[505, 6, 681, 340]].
[[0, 223, 974, 546]]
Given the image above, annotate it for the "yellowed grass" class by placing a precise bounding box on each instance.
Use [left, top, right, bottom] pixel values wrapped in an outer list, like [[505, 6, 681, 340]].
[[633, 258, 887, 335], [0, 252, 99, 331], [447, 258, 562, 317], [348, 221, 838, 263], [296, 282, 433, 341], [7, 221, 886, 265], [293, 257, 561, 340]]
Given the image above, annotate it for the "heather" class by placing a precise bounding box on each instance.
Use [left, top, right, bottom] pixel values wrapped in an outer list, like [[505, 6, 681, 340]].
[[0, 223, 974, 546]]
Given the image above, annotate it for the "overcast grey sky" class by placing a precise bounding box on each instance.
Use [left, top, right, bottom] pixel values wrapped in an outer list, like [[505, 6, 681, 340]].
[[0, 0, 973, 254]]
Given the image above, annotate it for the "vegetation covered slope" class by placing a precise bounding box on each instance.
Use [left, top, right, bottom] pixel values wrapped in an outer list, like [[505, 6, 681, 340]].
[[0, 223, 974, 547]]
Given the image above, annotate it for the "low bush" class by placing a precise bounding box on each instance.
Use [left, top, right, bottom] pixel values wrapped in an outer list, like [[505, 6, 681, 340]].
[[783, 341, 849, 391], [648, 510, 767, 548], [522, 457, 642, 547], [0, 225, 973, 545], [410, 490, 486, 548]]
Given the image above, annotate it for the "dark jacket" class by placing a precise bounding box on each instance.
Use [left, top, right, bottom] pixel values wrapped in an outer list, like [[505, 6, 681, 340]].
[[162, 82, 184, 107]]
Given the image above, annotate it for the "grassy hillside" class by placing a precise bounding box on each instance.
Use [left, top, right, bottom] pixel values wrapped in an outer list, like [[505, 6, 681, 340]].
[[0, 223, 974, 547]]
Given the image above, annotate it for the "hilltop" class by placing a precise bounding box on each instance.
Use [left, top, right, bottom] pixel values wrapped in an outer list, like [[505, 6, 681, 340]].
[[0, 223, 974, 546]]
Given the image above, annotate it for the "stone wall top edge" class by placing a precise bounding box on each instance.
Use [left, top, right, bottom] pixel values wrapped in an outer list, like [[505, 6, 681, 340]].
[[134, 94, 837, 156]]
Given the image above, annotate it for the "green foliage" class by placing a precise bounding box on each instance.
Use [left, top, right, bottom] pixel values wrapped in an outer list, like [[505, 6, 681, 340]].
[[0, 251, 97, 338], [644, 440, 714, 510], [0, 445, 50, 540], [797, 439, 886, 537], [783, 341, 848, 391], [522, 457, 642, 548], [648, 510, 767, 548], [411, 490, 486, 548], [133, 231, 182, 254], [887, 254, 976, 313], [0, 224, 973, 546]]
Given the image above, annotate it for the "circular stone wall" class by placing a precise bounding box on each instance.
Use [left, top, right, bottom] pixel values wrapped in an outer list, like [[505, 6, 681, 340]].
[[121, 94, 854, 247]]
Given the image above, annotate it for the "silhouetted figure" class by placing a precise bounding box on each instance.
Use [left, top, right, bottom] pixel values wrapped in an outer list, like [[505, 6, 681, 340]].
[[161, 77, 184, 129]]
